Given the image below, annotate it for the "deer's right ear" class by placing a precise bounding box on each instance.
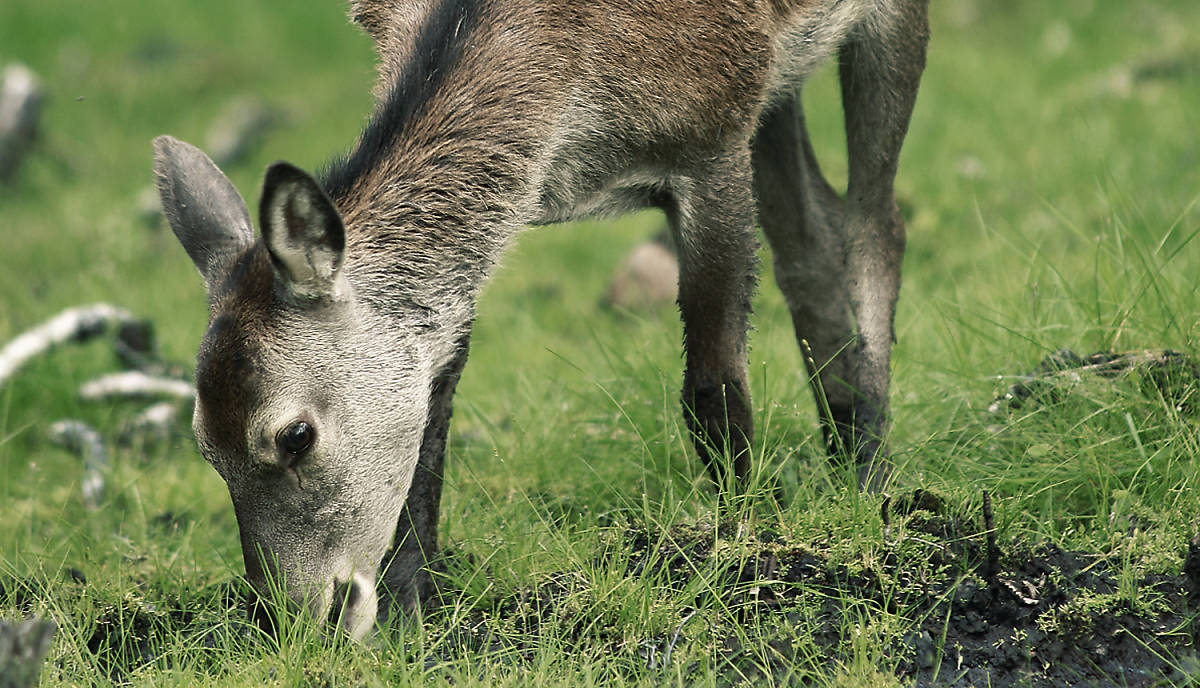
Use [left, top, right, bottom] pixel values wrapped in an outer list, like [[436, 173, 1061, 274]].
[[153, 136, 254, 290], [259, 161, 346, 303]]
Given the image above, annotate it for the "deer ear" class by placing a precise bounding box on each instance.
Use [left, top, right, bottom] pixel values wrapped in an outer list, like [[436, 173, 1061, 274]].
[[259, 162, 346, 302], [154, 136, 255, 290]]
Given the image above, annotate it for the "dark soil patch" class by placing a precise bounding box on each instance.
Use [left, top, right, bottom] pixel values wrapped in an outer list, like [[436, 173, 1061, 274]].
[[0, 571, 253, 683], [989, 348, 1199, 416], [7, 493, 1198, 685], [438, 492, 1199, 686], [81, 580, 253, 681]]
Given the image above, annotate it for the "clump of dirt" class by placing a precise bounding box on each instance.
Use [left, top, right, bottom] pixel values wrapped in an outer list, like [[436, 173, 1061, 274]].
[[8, 493, 1197, 685], [82, 580, 251, 681], [85, 599, 180, 678], [0, 570, 251, 683], [443, 492, 1198, 686], [988, 348, 1199, 416], [921, 543, 1193, 687]]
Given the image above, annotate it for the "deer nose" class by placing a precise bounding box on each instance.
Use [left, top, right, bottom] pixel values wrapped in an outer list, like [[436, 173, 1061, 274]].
[[245, 585, 280, 638], [328, 578, 360, 624], [242, 570, 376, 641], [327, 573, 377, 640]]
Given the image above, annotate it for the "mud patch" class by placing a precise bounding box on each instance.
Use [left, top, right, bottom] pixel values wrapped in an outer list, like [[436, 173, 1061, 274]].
[[988, 348, 1199, 417], [0, 571, 253, 683], [81, 580, 252, 681], [440, 493, 1198, 686], [7, 494, 1198, 685]]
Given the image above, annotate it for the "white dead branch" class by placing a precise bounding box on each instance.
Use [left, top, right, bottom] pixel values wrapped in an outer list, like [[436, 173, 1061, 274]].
[[78, 371, 195, 402], [47, 420, 108, 510], [0, 63, 44, 180], [0, 304, 135, 388], [122, 401, 183, 443]]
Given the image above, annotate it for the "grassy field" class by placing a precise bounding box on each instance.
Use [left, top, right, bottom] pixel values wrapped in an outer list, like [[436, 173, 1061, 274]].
[[2, 0, 1200, 685]]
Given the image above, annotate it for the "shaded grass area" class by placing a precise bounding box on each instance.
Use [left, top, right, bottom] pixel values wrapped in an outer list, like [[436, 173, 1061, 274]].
[[2, 0, 1200, 685], [5, 345, 1200, 686], [7, 484, 1200, 686]]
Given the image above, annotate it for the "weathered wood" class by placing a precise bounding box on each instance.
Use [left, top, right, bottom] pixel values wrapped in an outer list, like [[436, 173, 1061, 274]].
[[0, 63, 43, 181], [0, 617, 56, 688], [47, 420, 108, 510], [0, 304, 134, 389], [78, 371, 195, 402]]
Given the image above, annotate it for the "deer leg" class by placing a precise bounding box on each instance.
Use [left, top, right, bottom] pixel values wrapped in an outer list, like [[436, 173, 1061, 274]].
[[837, 3, 929, 490], [752, 94, 858, 468], [377, 333, 471, 620], [667, 152, 759, 487]]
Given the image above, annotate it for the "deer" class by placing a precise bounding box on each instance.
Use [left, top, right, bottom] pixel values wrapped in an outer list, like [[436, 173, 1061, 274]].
[[153, 0, 928, 640]]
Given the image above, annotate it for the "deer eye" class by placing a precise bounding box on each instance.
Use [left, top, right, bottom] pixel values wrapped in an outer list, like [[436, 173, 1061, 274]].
[[276, 420, 315, 456]]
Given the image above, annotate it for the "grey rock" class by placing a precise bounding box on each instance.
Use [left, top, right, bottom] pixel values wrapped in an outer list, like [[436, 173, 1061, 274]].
[[603, 230, 678, 310]]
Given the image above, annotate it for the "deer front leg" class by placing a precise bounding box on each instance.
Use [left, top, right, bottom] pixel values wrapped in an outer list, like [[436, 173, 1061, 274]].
[[752, 94, 859, 468], [668, 153, 760, 488], [377, 333, 471, 621], [838, 1, 929, 490]]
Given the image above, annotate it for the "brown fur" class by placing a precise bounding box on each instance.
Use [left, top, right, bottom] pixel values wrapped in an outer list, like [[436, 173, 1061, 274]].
[[155, 0, 929, 639]]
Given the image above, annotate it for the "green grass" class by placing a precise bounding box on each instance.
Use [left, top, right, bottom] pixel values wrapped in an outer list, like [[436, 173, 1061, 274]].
[[3, 0, 1200, 685]]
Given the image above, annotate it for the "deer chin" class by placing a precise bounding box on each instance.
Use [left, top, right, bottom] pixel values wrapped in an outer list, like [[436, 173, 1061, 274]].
[[249, 558, 381, 642], [290, 519, 398, 640], [320, 568, 380, 641]]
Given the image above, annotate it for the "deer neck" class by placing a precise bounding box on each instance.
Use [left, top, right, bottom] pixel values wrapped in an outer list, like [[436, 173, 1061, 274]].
[[319, 50, 558, 353]]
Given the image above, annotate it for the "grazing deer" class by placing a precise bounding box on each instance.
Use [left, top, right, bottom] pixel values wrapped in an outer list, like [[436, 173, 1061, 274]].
[[154, 0, 928, 639]]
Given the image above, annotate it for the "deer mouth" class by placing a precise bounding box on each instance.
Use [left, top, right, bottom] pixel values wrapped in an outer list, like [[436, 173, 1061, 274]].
[[324, 569, 374, 638], [244, 567, 378, 641], [326, 572, 377, 640]]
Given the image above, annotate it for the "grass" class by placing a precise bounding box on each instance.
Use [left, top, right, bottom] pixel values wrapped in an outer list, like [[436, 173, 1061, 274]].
[[3, 0, 1200, 685]]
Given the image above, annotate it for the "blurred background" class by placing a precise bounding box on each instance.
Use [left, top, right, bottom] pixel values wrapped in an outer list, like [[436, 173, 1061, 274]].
[[1, 0, 1199, 680]]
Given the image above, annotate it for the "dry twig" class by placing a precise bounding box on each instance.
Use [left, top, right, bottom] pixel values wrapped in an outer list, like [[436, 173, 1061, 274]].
[[0, 304, 135, 388], [78, 371, 195, 402]]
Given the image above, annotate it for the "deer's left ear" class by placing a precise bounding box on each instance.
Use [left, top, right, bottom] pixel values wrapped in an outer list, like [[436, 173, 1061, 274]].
[[259, 162, 346, 302], [153, 135, 255, 292]]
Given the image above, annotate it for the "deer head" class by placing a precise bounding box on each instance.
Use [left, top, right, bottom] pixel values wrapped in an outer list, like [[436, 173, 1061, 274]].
[[154, 135, 432, 639]]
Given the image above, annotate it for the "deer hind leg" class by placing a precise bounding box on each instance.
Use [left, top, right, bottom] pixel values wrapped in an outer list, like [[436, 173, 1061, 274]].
[[667, 151, 760, 487], [836, 3, 929, 490], [378, 333, 471, 621], [752, 94, 859, 473]]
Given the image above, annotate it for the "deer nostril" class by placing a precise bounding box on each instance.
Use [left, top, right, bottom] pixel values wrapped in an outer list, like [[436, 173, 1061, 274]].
[[245, 588, 279, 639], [328, 578, 361, 629]]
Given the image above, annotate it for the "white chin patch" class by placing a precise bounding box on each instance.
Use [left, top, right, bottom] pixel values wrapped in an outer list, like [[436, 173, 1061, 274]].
[[337, 570, 379, 641]]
